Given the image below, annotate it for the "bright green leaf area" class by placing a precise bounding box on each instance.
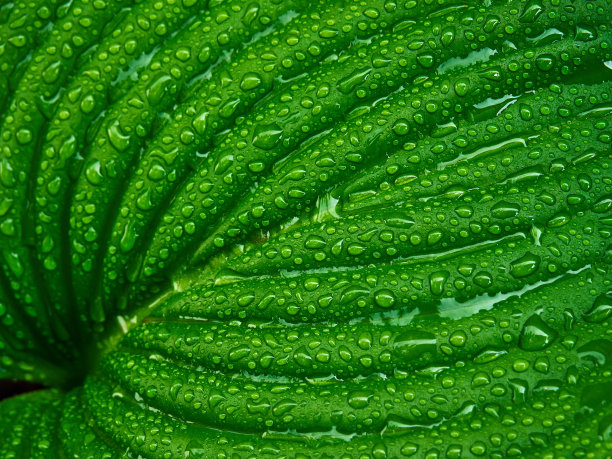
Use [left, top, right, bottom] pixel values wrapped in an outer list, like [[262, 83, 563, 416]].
[[0, 0, 611, 457]]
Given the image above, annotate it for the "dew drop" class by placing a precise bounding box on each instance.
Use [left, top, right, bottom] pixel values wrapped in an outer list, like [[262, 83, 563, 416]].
[[519, 314, 557, 351], [510, 252, 540, 278], [252, 123, 282, 150]]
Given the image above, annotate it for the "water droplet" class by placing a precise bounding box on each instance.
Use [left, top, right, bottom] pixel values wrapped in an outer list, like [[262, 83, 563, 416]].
[[449, 330, 467, 347], [147, 75, 172, 105], [252, 123, 282, 150], [80, 95, 95, 114], [547, 212, 571, 228], [85, 161, 103, 185], [147, 161, 167, 181], [15, 129, 32, 145], [429, 270, 449, 295], [454, 78, 469, 96], [120, 222, 137, 253], [441, 27, 455, 47], [519, 2, 543, 23], [347, 243, 366, 256], [338, 68, 371, 94], [592, 196, 612, 213], [240, 72, 262, 90], [536, 54, 555, 72], [417, 53, 434, 68], [510, 252, 540, 278], [42, 60, 61, 83], [575, 25, 597, 42], [583, 293, 612, 323], [401, 443, 419, 456], [392, 119, 410, 136], [347, 390, 371, 409], [393, 331, 436, 360], [374, 289, 395, 308], [491, 201, 520, 219], [192, 111, 208, 135], [304, 235, 326, 250], [519, 314, 557, 351], [136, 188, 153, 211], [107, 119, 130, 151]]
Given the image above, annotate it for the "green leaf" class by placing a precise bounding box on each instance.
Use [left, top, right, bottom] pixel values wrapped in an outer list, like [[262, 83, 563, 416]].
[[1, 0, 612, 457]]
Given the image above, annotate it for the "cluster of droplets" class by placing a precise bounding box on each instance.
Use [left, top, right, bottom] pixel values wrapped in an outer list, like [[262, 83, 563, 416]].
[[83, 265, 611, 457], [219, 148, 611, 275], [341, 85, 612, 211], [176, 31, 611, 272], [99, 0, 441, 313], [122, 0, 544, 299]]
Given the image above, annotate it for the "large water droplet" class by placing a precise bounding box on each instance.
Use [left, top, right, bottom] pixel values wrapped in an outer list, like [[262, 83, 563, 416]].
[[347, 390, 371, 409], [429, 271, 449, 295], [393, 331, 436, 360], [240, 72, 262, 90], [338, 68, 371, 94], [374, 289, 395, 308], [583, 292, 612, 323], [510, 252, 540, 278], [519, 314, 557, 351], [491, 201, 520, 219], [252, 123, 282, 150]]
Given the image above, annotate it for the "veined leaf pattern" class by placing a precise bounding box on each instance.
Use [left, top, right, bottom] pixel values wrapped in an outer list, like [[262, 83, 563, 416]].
[[0, 0, 611, 457]]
